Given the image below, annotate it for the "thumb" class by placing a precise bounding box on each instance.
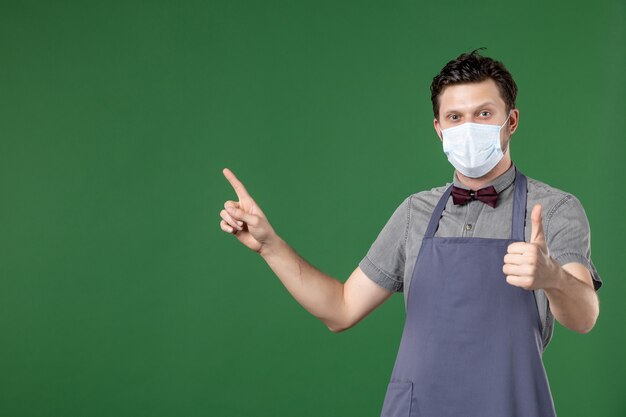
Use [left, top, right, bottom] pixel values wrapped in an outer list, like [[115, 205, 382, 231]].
[[530, 204, 546, 246]]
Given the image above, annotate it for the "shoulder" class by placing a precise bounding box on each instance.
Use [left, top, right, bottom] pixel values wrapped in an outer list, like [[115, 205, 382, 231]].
[[525, 175, 591, 248], [390, 184, 451, 232], [526, 176, 572, 202], [525, 176, 587, 221], [389, 183, 450, 219], [406, 183, 450, 212]]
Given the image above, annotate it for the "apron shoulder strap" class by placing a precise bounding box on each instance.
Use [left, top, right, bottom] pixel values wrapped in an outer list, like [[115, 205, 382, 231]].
[[511, 168, 528, 241], [424, 185, 454, 238]]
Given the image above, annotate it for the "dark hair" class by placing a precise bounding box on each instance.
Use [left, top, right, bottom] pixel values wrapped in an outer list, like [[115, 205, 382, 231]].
[[430, 48, 517, 119]]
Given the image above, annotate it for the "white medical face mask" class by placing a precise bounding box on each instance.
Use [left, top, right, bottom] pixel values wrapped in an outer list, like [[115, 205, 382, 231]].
[[440, 113, 511, 178]]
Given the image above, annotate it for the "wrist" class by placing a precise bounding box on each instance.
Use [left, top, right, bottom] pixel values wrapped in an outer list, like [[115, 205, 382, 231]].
[[259, 233, 285, 259], [544, 257, 566, 292]]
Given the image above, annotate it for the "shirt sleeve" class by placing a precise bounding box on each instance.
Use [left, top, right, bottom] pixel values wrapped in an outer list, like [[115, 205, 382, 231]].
[[545, 195, 602, 290], [358, 196, 410, 293]]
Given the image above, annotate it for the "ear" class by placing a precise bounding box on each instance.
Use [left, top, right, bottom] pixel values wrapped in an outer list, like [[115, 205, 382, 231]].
[[508, 109, 520, 135], [433, 118, 443, 142]]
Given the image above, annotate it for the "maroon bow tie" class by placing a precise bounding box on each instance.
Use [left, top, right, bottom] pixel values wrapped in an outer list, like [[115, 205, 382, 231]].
[[451, 185, 498, 208]]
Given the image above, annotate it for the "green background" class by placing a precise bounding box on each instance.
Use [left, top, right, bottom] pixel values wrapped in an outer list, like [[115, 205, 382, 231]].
[[1, 0, 624, 416]]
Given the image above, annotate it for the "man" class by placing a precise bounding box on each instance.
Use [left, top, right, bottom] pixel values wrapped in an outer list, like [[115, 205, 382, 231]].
[[219, 50, 601, 416]]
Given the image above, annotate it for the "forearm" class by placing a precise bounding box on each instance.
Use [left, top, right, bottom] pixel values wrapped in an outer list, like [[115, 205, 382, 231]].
[[260, 236, 348, 331], [544, 263, 599, 334]]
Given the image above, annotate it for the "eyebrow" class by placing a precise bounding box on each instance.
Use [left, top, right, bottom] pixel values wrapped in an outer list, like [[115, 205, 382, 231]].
[[444, 101, 498, 114]]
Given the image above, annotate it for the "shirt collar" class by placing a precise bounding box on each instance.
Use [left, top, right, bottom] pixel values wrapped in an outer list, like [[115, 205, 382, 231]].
[[452, 163, 516, 194]]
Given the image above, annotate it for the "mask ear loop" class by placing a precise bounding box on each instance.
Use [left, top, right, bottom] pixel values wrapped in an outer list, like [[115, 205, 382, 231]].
[[501, 111, 512, 131], [500, 111, 514, 154]]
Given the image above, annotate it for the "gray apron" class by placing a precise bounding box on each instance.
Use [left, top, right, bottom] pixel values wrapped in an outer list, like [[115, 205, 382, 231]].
[[380, 169, 556, 417]]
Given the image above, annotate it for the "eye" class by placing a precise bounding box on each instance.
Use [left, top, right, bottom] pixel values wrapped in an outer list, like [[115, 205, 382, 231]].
[[448, 114, 460, 121], [479, 111, 491, 117]]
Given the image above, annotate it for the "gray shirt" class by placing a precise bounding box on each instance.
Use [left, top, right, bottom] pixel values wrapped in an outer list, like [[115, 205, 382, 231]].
[[359, 163, 602, 349]]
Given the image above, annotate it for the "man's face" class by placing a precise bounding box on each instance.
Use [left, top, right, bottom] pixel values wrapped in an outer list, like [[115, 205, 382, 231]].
[[433, 78, 519, 154]]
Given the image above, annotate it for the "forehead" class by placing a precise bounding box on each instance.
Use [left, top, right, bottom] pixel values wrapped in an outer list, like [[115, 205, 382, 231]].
[[438, 78, 506, 113]]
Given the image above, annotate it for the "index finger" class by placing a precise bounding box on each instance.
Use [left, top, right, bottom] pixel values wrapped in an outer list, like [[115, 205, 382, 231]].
[[507, 241, 531, 255], [223, 168, 250, 199]]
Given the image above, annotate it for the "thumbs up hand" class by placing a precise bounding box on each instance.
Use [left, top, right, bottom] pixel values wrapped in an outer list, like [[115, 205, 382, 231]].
[[219, 168, 278, 254], [503, 204, 560, 291]]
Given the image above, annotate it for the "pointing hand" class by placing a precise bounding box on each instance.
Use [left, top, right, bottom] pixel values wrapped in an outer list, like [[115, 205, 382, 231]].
[[220, 168, 277, 253]]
